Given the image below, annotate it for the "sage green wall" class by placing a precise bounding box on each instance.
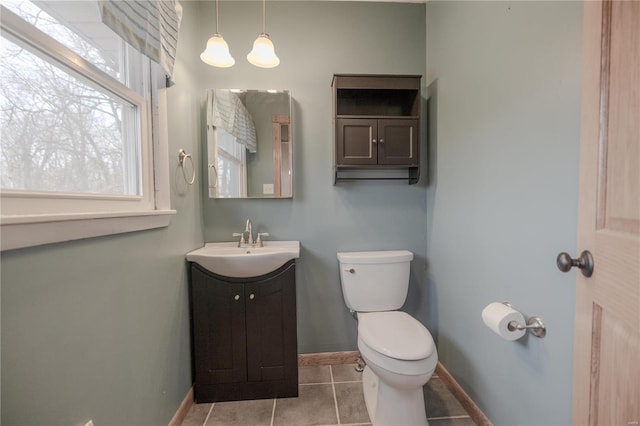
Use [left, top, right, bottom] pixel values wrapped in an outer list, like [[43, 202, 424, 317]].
[[199, 1, 428, 354], [425, 2, 583, 424], [0, 3, 203, 425]]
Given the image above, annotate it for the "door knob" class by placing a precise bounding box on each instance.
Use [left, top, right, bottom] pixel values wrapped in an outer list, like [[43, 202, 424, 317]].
[[556, 250, 594, 277]]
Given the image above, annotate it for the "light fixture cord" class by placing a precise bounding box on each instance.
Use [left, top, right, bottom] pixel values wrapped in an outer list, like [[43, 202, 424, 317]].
[[262, 0, 266, 34], [215, 0, 220, 33]]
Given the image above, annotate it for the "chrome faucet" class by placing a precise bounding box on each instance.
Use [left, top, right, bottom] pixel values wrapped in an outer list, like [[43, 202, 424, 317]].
[[232, 219, 269, 247], [244, 219, 253, 245]]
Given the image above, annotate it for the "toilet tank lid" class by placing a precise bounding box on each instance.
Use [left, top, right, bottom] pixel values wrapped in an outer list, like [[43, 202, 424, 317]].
[[358, 311, 435, 360], [337, 250, 413, 264]]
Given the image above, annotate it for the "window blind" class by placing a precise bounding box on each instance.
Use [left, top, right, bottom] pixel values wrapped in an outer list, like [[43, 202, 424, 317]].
[[98, 0, 182, 77]]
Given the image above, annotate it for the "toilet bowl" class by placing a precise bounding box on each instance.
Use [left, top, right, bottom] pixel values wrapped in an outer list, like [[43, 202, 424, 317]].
[[357, 311, 438, 426], [337, 251, 438, 425]]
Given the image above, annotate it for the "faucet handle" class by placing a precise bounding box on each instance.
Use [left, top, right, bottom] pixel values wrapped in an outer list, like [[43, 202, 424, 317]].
[[256, 232, 270, 247], [232, 232, 245, 247]]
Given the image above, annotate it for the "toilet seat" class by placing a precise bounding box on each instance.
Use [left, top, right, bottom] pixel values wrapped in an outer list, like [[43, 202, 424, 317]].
[[358, 311, 435, 360], [357, 311, 437, 376], [358, 336, 437, 376]]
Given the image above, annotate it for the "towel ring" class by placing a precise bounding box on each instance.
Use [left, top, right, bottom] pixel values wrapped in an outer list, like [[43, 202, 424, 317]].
[[208, 163, 218, 188], [178, 149, 195, 185]]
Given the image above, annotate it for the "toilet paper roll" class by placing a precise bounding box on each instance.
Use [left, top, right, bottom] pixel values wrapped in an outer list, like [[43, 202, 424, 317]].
[[481, 302, 526, 341]]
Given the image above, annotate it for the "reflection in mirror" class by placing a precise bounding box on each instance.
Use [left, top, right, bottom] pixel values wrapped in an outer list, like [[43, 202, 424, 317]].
[[205, 89, 292, 198]]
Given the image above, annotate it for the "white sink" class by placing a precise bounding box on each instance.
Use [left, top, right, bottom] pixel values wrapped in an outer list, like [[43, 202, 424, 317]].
[[186, 241, 300, 278]]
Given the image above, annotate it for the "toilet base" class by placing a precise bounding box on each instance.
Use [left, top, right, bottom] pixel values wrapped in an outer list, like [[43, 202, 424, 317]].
[[362, 365, 429, 426], [362, 366, 378, 421]]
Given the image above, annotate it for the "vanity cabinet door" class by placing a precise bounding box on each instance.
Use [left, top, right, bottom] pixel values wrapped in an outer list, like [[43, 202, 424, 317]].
[[245, 262, 297, 384], [378, 119, 418, 166], [191, 266, 247, 385], [336, 118, 378, 165]]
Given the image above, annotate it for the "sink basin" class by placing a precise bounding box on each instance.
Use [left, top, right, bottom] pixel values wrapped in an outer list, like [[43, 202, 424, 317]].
[[186, 241, 300, 278]]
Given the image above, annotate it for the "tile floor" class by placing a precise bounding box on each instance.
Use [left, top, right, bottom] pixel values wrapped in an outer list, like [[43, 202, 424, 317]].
[[181, 364, 476, 426]]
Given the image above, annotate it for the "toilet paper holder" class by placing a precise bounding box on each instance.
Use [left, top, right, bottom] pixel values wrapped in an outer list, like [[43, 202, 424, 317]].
[[502, 302, 546, 338]]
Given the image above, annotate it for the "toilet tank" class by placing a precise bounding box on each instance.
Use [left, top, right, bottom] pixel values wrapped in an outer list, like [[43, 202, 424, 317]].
[[337, 250, 413, 312]]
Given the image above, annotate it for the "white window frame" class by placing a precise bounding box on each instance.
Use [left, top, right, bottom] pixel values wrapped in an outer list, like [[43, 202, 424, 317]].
[[0, 6, 175, 251]]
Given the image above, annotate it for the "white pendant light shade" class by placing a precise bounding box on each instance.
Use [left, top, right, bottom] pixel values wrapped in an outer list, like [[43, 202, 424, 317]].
[[200, 34, 235, 68], [247, 33, 280, 68], [200, 0, 234, 68]]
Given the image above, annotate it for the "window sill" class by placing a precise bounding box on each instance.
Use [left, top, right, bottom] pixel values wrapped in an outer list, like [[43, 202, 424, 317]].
[[1, 209, 176, 251]]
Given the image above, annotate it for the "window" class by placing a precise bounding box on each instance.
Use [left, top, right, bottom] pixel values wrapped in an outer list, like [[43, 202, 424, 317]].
[[210, 128, 247, 198], [0, 1, 174, 251]]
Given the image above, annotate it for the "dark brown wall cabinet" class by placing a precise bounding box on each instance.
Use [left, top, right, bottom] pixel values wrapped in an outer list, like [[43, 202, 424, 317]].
[[332, 74, 422, 184], [189, 260, 298, 403]]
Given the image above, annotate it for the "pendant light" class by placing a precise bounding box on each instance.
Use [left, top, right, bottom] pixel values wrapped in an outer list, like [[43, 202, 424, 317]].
[[247, 0, 280, 68], [200, 0, 235, 68]]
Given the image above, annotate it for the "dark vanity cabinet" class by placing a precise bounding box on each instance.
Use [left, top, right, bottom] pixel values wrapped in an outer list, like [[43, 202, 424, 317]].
[[332, 74, 421, 183], [189, 260, 298, 403]]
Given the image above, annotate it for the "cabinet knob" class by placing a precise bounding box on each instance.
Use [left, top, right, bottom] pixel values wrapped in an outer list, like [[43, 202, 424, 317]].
[[379, 138, 384, 143], [372, 139, 377, 144], [249, 294, 255, 300], [234, 294, 240, 301]]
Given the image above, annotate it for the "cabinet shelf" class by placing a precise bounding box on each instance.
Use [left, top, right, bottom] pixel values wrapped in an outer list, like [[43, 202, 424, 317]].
[[334, 165, 419, 184], [335, 115, 420, 120]]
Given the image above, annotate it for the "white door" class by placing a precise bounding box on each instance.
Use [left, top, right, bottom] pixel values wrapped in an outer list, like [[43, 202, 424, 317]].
[[570, 1, 639, 425]]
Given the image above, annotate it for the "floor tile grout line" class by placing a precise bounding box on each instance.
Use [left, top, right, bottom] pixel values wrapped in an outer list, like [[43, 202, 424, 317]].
[[270, 398, 276, 426], [428, 415, 472, 420], [314, 423, 371, 426], [299, 380, 361, 386], [201, 402, 214, 426], [329, 365, 341, 425]]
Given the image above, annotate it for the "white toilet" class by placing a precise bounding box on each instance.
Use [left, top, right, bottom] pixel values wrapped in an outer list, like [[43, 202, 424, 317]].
[[337, 250, 438, 426]]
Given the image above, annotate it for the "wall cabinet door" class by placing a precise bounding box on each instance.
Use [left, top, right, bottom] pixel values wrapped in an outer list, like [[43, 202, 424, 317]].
[[336, 118, 378, 165], [378, 119, 418, 166], [191, 267, 247, 385], [337, 118, 418, 166]]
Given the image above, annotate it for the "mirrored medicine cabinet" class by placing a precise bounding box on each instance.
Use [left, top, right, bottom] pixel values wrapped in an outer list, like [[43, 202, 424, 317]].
[[205, 89, 292, 199]]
